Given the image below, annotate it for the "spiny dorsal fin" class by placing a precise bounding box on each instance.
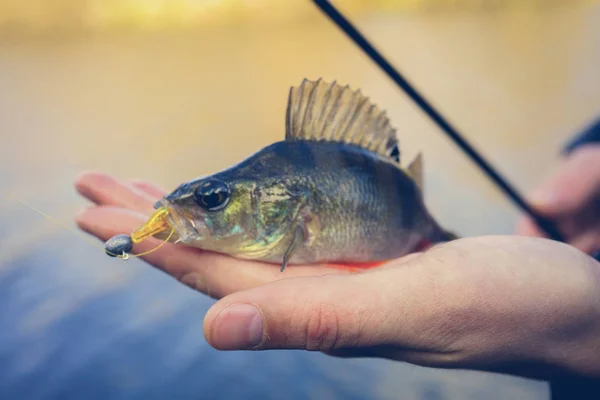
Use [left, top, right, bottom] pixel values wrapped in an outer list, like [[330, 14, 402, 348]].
[[285, 78, 400, 163], [406, 152, 423, 192]]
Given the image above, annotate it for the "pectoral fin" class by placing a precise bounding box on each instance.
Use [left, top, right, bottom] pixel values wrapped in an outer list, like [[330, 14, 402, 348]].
[[281, 225, 305, 272]]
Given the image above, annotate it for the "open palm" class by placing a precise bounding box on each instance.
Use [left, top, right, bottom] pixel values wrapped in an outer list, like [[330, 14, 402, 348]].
[[75, 172, 374, 300]]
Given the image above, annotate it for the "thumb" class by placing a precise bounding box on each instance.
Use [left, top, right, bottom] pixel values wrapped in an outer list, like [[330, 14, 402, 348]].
[[202, 266, 437, 353]]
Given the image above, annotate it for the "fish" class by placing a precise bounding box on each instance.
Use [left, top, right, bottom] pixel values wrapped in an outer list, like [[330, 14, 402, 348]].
[[123, 78, 458, 271]]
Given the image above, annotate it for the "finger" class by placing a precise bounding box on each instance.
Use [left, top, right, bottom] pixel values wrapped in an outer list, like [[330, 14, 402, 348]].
[[571, 232, 600, 256], [202, 264, 442, 357], [529, 145, 600, 215], [75, 206, 343, 299], [515, 216, 547, 238], [75, 171, 158, 215], [129, 180, 168, 199]]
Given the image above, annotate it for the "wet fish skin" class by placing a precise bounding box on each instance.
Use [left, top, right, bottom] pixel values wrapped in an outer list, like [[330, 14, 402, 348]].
[[157, 139, 449, 265]]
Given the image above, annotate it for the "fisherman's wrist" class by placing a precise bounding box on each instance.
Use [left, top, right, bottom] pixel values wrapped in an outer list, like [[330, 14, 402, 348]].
[[542, 256, 600, 381]]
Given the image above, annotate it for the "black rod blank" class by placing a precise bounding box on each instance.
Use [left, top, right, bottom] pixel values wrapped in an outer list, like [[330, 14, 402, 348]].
[[312, 0, 565, 242]]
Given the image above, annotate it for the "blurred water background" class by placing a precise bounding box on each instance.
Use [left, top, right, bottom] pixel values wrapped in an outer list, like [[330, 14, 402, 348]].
[[1, 1, 600, 399]]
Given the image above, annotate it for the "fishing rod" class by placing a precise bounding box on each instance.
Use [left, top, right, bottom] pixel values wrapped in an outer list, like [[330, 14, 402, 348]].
[[312, 0, 566, 243]]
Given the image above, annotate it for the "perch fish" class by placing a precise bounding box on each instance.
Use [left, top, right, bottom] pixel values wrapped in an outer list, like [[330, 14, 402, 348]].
[[106, 79, 457, 271]]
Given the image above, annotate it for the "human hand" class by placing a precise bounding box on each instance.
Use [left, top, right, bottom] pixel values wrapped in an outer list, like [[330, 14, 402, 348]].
[[200, 236, 600, 381], [75, 172, 600, 381], [516, 145, 600, 256]]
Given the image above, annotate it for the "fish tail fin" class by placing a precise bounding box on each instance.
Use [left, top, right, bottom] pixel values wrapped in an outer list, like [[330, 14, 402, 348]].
[[440, 230, 460, 241], [429, 224, 461, 243]]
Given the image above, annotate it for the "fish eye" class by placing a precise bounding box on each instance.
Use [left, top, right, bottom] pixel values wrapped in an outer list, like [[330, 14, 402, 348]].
[[193, 179, 231, 211]]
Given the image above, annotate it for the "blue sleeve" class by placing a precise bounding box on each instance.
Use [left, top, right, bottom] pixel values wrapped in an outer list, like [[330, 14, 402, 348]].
[[562, 117, 600, 155]]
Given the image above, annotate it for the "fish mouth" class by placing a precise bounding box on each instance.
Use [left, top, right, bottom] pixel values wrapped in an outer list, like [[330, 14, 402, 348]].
[[154, 198, 202, 243]]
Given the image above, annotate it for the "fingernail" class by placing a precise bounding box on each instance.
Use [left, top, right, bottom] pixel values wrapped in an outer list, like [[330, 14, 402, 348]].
[[212, 304, 263, 350]]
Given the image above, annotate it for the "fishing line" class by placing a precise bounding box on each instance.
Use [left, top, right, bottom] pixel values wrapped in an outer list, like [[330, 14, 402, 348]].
[[7, 193, 175, 259], [6, 79, 200, 259], [312, 0, 565, 243]]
